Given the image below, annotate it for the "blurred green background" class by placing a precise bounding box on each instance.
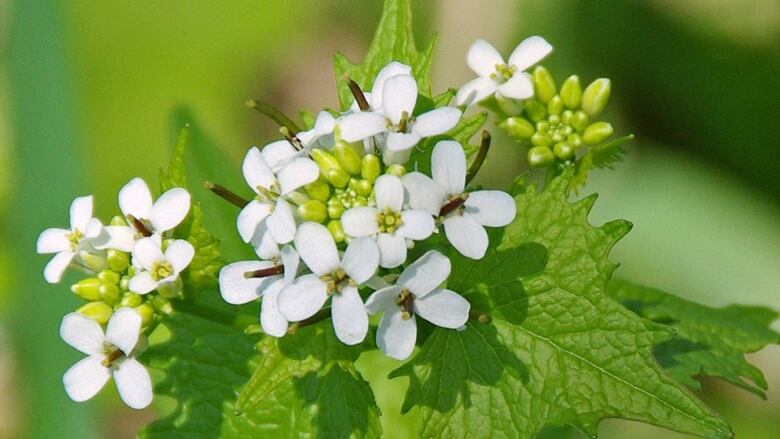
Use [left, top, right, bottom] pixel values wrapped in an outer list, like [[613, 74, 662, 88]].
[[1, 0, 778, 438]]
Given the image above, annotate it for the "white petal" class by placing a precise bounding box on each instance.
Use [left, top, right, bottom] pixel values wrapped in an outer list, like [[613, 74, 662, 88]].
[[401, 172, 446, 216], [508, 35, 553, 71], [414, 288, 470, 329], [385, 132, 421, 152], [280, 245, 300, 285], [37, 228, 71, 254], [82, 218, 105, 240], [377, 233, 407, 269], [379, 146, 414, 166], [261, 140, 297, 172], [314, 111, 336, 134], [69, 195, 94, 231], [164, 239, 195, 273], [339, 112, 388, 142], [412, 107, 462, 138], [365, 285, 401, 314], [467, 38, 504, 77], [464, 190, 517, 227], [277, 158, 320, 195], [374, 175, 404, 211], [376, 309, 417, 360], [370, 61, 413, 109], [118, 178, 153, 220], [260, 281, 289, 337], [365, 275, 391, 291], [242, 146, 275, 192], [128, 271, 157, 295], [60, 313, 105, 355], [277, 274, 329, 321], [219, 261, 277, 305], [132, 237, 164, 271], [114, 358, 153, 409], [341, 237, 379, 284], [251, 228, 279, 260], [149, 188, 191, 233], [381, 75, 418, 125], [294, 222, 340, 276], [497, 72, 534, 100], [63, 356, 110, 402], [455, 77, 498, 106], [443, 214, 489, 260], [105, 307, 142, 355], [99, 226, 136, 252], [267, 199, 296, 244], [396, 210, 435, 240], [341, 207, 379, 238], [397, 250, 451, 297], [332, 285, 368, 345], [431, 140, 467, 196], [237, 200, 272, 243], [44, 251, 75, 284]]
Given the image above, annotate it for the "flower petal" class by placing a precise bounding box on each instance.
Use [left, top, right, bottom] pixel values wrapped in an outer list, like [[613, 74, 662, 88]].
[[414, 288, 470, 329], [280, 245, 300, 285], [365, 285, 401, 314], [149, 187, 191, 233], [132, 237, 164, 271], [98, 225, 136, 252], [397, 250, 451, 297], [128, 271, 157, 295], [114, 358, 153, 409], [396, 210, 435, 240], [118, 178, 153, 220], [412, 107, 462, 138], [278, 157, 320, 195], [379, 146, 414, 166], [374, 175, 404, 211], [339, 112, 388, 142], [443, 214, 488, 259], [105, 307, 142, 355], [467, 38, 504, 77], [37, 228, 71, 254], [294, 222, 340, 276], [369, 61, 413, 109], [260, 281, 289, 337], [70, 195, 94, 231], [464, 190, 517, 227], [508, 35, 553, 71], [261, 140, 297, 172], [455, 76, 498, 106], [377, 233, 407, 269], [63, 356, 110, 402], [164, 239, 195, 273], [431, 140, 466, 195], [332, 285, 369, 345], [381, 75, 417, 125], [277, 274, 329, 321], [385, 132, 421, 152], [376, 309, 417, 360], [237, 200, 272, 243], [242, 146, 275, 192], [341, 206, 379, 238], [44, 251, 75, 284], [497, 72, 534, 100], [219, 260, 277, 305], [266, 198, 296, 244], [401, 172, 445, 216], [341, 237, 379, 284], [251, 228, 279, 260], [60, 312, 105, 355]]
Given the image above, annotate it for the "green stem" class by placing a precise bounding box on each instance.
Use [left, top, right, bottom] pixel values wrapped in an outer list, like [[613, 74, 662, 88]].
[[246, 99, 301, 133]]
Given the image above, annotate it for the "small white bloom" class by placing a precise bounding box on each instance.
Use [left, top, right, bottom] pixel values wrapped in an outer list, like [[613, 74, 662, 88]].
[[402, 141, 516, 259], [117, 177, 191, 247], [455, 36, 552, 106], [365, 251, 470, 360], [128, 237, 194, 294], [60, 307, 152, 409], [277, 222, 379, 345], [218, 245, 300, 337], [341, 175, 434, 268], [348, 61, 413, 112], [297, 111, 337, 150], [237, 146, 319, 246]]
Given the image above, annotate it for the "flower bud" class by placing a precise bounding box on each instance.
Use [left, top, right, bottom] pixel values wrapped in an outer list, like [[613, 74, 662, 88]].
[[71, 278, 102, 301], [571, 111, 590, 133], [353, 196, 368, 207], [553, 142, 575, 160], [326, 168, 350, 188], [547, 96, 563, 116], [567, 133, 583, 148], [500, 117, 535, 140], [78, 302, 113, 326], [582, 122, 614, 145], [305, 181, 331, 202], [532, 66, 556, 103], [361, 154, 381, 182], [496, 95, 524, 116], [121, 293, 144, 308], [530, 132, 552, 147], [99, 283, 120, 305], [385, 164, 406, 177], [332, 141, 363, 175], [523, 99, 547, 122], [97, 269, 120, 285], [158, 277, 183, 299], [527, 146, 555, 168], [297, 200, 328, 223], [582, 78, 611, 116], [327, 203, 344, 219], [561, 110, 573, 125], [119, 275, 130, 291], [327, 220, 345, 243], [151, 295, 174, 315], [78, 251, 107, 272], [135, 303, 155, 326], [109, 215, 127, 226], [560, 75, 582, 109], [356, 179, 373, 197], [311, 149, 342, 174]]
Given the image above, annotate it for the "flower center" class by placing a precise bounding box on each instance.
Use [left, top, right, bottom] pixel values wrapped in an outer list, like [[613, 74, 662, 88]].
[[490, 63, 517, 84], [321, 268, 349, 294], [255, 183, 281, 203], [396, 288, 416, 320], [332, 185, 369, 211], [377, 207, 403, 234], [101, 343, 125, 368], [66, 229, 84, 251], [438, 193, 469, 218], [536, 115, 577, 145], [151, 261, 174, 281]]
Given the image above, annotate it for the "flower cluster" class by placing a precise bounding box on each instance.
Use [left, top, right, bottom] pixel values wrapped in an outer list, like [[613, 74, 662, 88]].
[[37, 178, 194, 409]]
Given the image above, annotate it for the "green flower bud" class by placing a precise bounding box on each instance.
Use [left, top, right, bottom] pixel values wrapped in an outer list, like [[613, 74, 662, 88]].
[[582, 78, 611, 116], [109, 215, 127, 226], [561, 110, 573, 125], [560, 75, 582, 109], [548, 114, 561, 125], [356, 179, 373, 197], [582, 122, 614, 145], [571, 111, 590, 133], [496, 94, 524, 116], [527, 146, 555, 168], [79, 251, 107, 272], [327, 220, 345, 243], [553, 142, 575, 160], [285, 190, 310, 206], [327, 203, 344, 219], [524, 99, 547, 122], [151, 295, 174, 315], [158, 277, 183, 299], [97, 269, 120, 285], [119, 275, 130, 291], [353, 196, 368, 207], [71, 278, 102, 301], [532, 66, 556, 103], [99, 283, 120, 305], [530, 132, 553, 147], [120, 293, 143, 308], [311, 149, 342, 174], [386, 164, 406, 177], [305, 181, 331, 202], [326, 168, 350, 188], [333, 142, 363, 175], [500, 117, 535, 140], [536, 121, 550, 132], [78, 302, 113, 326], [135, 304, 155, 326], [547, 96, 564, 116], [297, 199, 328, 223], [567, 133, 583, 148], [361, 154, 381, 182]]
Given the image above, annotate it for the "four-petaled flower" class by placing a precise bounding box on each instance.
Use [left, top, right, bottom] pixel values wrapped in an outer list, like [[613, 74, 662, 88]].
[[365, 251, 470, 360], [456, 36, 552, 106], [403, 141, 516, 259], [117, 177, 191, 245], [341, 175, 434, 268], [129, 237, 194, 294], [61, 307, 152, 409]]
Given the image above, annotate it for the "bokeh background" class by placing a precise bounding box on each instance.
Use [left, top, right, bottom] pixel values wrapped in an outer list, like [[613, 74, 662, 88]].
[[1, 0, 778, 438]]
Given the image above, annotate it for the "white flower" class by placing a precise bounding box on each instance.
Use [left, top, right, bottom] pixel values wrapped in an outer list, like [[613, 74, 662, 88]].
[[455, 36, 552, 106], [128, 237, 194, 294], [348, 61, 412, 112], [219, 245, 300, 337], [116, 177, 191, 248], [60, 307, 152, 409], [402, 141, 516, 259], [365, 251, 470, 360], [278, 222, 379, 345], [36, 195, 108, 283], [341, 175, 434, 268], [297, 111, 336, 149], [237, 146, 319, 246]]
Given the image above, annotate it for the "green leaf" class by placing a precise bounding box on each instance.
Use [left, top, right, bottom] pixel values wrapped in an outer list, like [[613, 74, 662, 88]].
[[571, 134, 634, 191], [392, 170, 733, 439], [609, 279, 780, 398], [333, 0, 436, 110]]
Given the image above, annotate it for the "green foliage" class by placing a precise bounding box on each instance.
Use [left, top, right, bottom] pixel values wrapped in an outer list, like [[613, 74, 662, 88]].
[[391, 170, 733, 439], [406, 111, 488, 175], [570, 134, 634, 191], [609, 279, 780, 398]]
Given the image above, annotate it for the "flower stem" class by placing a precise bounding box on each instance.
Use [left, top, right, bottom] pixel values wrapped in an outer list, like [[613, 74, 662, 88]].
[[345, 76, 370, 111], [466, 130, 491, 185], [287, 308, 330, 335], [246, 99, 301, 133], [204, 181, 249, 208]]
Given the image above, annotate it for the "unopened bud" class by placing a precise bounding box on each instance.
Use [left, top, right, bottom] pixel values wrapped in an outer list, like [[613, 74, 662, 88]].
[[157, 277, 183, 299], [385, 164, 406, 177], [496, 95, 524, 116], [353, 196, 368, 207], [297, 200, 328, 223], [78, 251, 107, 272], [560, 75, 582, 109], [561, 110, 573, 125], [305, 181, 330, 202], [97, 269, 120, 285], [527, 146, 555, 168], [310, 149, 342, 174], [532, 66, 556, 103], [326, 168, 350, 188], [71, 278, 102, 301], [530, 132, 553, 147], [78, 302, 113, 326], [553, 142, 575, 160], [135, 304, 155, 326], [571, 111, 590, 133], [547, 96, 563, 116], [119, 276, 130, 291], [567, 133, 583, 148], [327, 220, 345, 243], [361, 154, 381, 182], [582, 122, 614, 145], [523, 99, 547, 122], [332, 142, 363, 175], [151, 295, 174, 315], [582, 78, 611, 116], [356, 179, 373, 197], [109, 215, 126, 226], [327, 203, 344, 219], [99, 283, 120, 305], [120, 293, 143, 308], [500, 117, 535, 140]]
